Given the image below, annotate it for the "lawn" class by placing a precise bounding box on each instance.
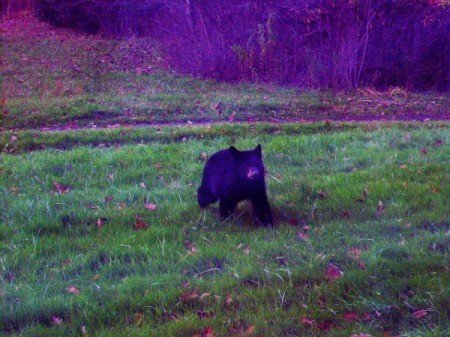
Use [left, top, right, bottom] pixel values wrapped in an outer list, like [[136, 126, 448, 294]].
[[1, 12, 449, 337], [1, 123, 449, 336]]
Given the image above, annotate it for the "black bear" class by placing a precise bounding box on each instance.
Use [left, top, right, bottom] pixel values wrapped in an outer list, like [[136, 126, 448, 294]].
[[198, 144, 273, 226]]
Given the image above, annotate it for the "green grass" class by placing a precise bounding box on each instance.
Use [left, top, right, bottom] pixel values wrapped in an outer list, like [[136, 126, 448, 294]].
[[1, 123, 448, 336]]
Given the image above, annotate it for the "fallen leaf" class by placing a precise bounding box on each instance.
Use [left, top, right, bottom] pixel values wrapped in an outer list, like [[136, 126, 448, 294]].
[[199, 292, 211, 300], [342, 209, 351, 217], [297, 232, 309, 240], [154, 162, 163, 169], [362, 188, 369, 197], [52, 181, 70, 194], [243, 245, 251, 255], [133, 221, 150, 230], [325, 263, 343, 281], [180, 289, 198, 302], [301, 224, 310, 232], [81, 325, 87, 334], [51, 316, 63, 326], [117, 202, 127, 210], [96, 218, 107, 227], [412, 309, 428, 319], [348, 247, 362, 259], [66, 285, 79, 295], [134, 312, 144, 326], [300, 317, 315, 326], [139, 182, 147, 189], [203, 326, 216, 337], [377, 200, 385, 214], [107, 174, 114, 180], [224, 295, 233, 306], [435, 139, 442, 146], [350, 334, 372, 337], [143, 203, 157, 211], [105, 195, 113, 203], [421, 148, 427, 155], [405, 134, 411, 142], [201, 152, 208, 162]]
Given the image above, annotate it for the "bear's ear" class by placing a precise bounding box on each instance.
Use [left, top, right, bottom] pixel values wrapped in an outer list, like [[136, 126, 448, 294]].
[[229, 146, 240, 157], [254, 144, 262, 157]]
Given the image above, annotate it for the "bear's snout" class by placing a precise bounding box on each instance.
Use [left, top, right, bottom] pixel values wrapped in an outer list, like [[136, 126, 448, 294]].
[[246, 167, 260, 180]]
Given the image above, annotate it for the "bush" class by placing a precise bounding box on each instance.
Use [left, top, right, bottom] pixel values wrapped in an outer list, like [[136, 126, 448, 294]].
[[33, 0, 450, 91]]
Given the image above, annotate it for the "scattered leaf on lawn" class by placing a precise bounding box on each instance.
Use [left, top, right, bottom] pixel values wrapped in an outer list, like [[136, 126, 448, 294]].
[[81, 325, 87, 334], [224, 295, 233, 306], [436, 139, 442, 146], [133, 221, 150, 230], [201, 152, 208, 162], [199, 292, 211, 300], [139, 182, 147, 189], [342, 209, 351, 217], [348, 247, 362, 259], [203, 326, 216, 337], [405, 134, 411, 142], [412, 309, 428, 319], [325, 263, 343, 281], [105, 195, 113, 203], [154, 162, 163, 169], [421, 148, 427, 155], [66, 285, 79, 295], [96, 218, 107, 227], [134, 312, 144, 326], [117, 202, 127, 210], [51, 316, 63, 326], [300, 317, 315, 326], [144, 203, 157, 210], [243, 245, 251, 255], [52, 181, 70, 194], [377, 200, 385, 214], [180, 289, 198, 302], [297, 232, 309, 240], [107, 174, 114, 180]]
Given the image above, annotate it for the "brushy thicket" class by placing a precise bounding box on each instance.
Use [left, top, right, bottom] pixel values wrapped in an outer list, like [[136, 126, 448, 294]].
[[12, 1, 450, 90]]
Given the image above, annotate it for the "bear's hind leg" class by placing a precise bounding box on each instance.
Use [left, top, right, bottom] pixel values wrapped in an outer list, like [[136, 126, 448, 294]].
[[198, 185, 217, 208]]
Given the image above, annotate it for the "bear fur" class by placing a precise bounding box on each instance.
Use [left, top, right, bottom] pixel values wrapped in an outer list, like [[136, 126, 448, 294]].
[[198, 144, 273, 226]]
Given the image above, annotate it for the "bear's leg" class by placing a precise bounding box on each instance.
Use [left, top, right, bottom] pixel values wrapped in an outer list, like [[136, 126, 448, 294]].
[[219, 198, 237, 218], [198, 185, 218, 208], [251, 197, 273, 226]]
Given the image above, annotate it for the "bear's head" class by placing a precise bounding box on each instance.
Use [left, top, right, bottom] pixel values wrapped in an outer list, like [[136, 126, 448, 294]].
[[229, 144, 265, 182]]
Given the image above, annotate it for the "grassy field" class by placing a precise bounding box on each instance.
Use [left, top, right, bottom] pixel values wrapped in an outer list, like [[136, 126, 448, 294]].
[[1, 12, 449, 337], [1, 123, 449, 336]]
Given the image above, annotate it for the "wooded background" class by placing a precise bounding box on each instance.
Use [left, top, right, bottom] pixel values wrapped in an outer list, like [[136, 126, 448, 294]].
[[2, 0, 449, 91]]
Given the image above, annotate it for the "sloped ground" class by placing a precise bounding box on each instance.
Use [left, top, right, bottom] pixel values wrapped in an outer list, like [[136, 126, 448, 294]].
[[1, 12, 449, 132]]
